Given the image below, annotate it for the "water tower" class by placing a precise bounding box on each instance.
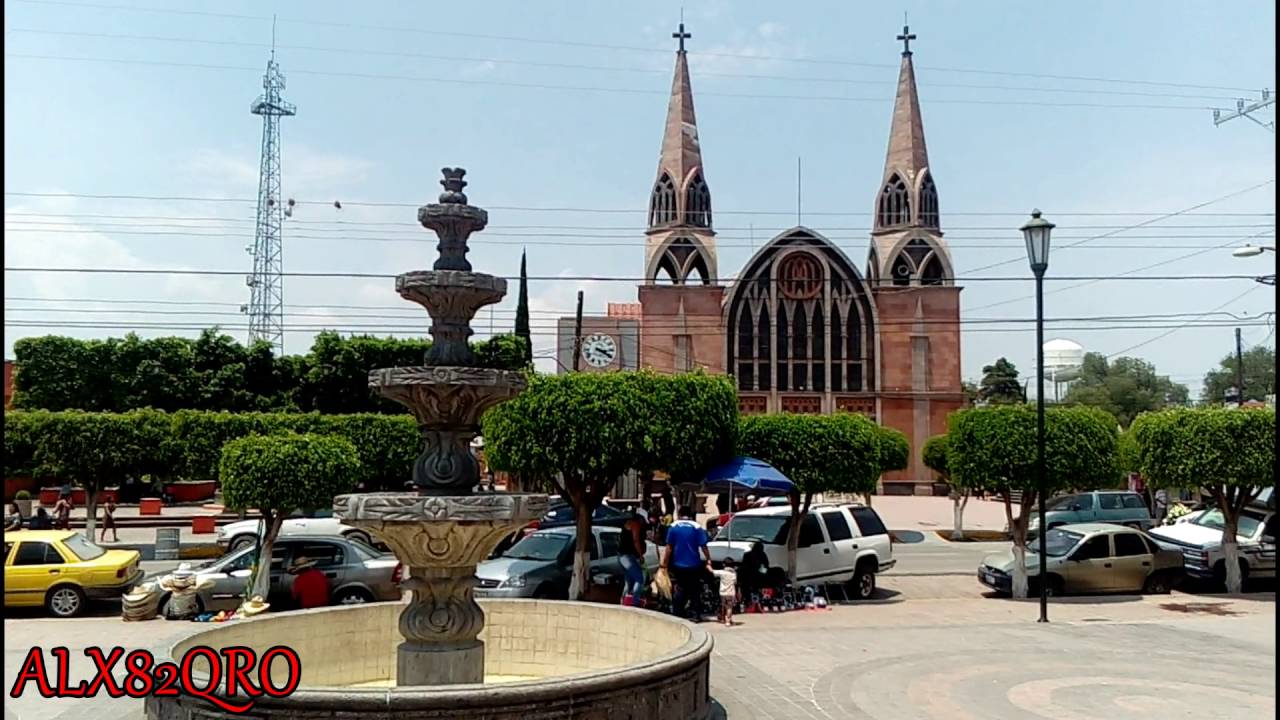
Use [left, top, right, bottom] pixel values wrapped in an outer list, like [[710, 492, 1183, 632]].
[[1042, 338, 1084, 402]]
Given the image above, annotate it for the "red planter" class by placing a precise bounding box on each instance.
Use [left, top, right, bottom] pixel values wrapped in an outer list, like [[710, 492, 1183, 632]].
[[38, 487, 119, 506], [191, 515, 217, 534], [139, 497, 164, 516], [5, 476, 36, 502], [163, 481, 218, 504]]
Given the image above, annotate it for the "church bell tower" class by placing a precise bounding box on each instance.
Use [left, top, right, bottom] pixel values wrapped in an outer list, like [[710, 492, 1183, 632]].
[[638, 21, 726, 373]]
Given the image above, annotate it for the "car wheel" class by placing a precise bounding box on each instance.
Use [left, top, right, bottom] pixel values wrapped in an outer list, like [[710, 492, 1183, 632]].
[[229, 535, 256, 553], [1212, 560, 1249, 590], [1034, 575, 1064, 597], [46, 585, 87, 618], [849, 565, 877, 600], [1143, 573, 1172, 595], [335, 588, 373, 605]]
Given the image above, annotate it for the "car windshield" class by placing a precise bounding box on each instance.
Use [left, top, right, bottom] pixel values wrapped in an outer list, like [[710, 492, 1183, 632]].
[[61, 534, 107, 561], [1036, 528, 1084, 557], [503, 533, 570, 561], [717, 515, 788, 545], [1193, 509, 1264, 537]]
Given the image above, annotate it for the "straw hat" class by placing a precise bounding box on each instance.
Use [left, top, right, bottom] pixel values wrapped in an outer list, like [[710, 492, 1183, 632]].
[[240, 596, 270, 617], [122, 582, 158, 604]]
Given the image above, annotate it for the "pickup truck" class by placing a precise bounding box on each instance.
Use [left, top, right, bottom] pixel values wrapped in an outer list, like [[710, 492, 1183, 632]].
[[1149, 499, 1276, 586], [707, 503, 894, 600]]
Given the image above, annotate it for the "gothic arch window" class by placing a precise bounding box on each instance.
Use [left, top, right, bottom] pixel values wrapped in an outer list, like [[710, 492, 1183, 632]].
[[684, 171, 712, 228], [725, 229, 876, 398], [655, 253, 680, 284], [878, 173, 911, 228], [687, 254, 710, 285], [919, 172, 940, 229], [921, 254, 946, 285], [649, 173, 677, 227], [890, 252, 914, 286]]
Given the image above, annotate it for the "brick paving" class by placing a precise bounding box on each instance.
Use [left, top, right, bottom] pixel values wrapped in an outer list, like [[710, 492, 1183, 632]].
[[4, 574, 1273, 719]]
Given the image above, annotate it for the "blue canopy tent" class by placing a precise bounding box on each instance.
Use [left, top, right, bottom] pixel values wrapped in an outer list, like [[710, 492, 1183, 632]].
[[702, 457, 795, 542]]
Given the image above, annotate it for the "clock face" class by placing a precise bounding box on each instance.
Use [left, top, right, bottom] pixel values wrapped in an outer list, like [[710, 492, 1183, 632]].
[[581, 333, 617, 368]]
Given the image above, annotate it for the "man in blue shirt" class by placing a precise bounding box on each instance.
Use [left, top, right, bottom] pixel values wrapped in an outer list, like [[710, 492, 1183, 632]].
[[662, 506, 711, 621]]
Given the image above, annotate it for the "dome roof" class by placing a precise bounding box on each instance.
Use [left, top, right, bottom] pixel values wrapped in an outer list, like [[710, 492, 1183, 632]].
[[1043, 338, 1083, 352]]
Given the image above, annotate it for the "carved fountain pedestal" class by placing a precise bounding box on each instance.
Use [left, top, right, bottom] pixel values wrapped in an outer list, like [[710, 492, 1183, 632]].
[[335, 168, 546, 686]]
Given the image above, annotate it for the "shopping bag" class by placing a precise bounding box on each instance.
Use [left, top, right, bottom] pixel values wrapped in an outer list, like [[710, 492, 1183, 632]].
[[652, 567, 673, 600]]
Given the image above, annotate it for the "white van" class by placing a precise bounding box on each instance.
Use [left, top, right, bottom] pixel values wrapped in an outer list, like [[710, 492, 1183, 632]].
[[707, 503, 894, 600]]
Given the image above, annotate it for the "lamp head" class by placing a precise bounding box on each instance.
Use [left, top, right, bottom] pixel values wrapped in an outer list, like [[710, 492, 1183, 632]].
[[1021, 209, 1055, 274], [1233, 245, 1265, 258]]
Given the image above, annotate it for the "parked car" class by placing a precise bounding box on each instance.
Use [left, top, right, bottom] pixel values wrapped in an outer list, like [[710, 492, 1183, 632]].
[[1149, 500, 1276, 586], [978, 524, 1184, 596], [707, 503, 895, 600], [4, 530, 144, 617], [533, 502, 631, 531], [475, 526, 660, 599], [217, 514, 376, 552], [173, 536, 401, 613], [1026, 490, 1154, 533]]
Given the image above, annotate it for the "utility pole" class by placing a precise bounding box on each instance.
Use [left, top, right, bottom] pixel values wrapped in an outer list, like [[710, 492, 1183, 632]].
[[572, 290, 584, 372], [1236, 327, 1245, 403], [1213, 90, 1275, 133], [245, 19, 296, 354]]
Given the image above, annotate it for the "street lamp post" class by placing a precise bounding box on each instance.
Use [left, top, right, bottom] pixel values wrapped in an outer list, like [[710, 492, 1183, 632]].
[[1021, 209, 1054, 624], [1233, 245, 1277, 285]]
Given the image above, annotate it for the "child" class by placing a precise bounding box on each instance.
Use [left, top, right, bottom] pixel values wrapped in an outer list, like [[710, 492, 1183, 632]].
[[712, 557, 739, 627], [100, 498, 118, 543]]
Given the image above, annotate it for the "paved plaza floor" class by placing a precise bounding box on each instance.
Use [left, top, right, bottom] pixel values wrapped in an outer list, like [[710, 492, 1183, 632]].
[[4, 579, 1273, 720]]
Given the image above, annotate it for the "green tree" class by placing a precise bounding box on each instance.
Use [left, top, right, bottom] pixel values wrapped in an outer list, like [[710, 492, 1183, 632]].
[[978, 358, 1026, 405], [482, 373, 649, 598], [219, 433, 361, 601], [737, 412, 883, 581], [32, 410, 173, 539], [923, 434, 972, 540], [1063, 353, 1189, 427], [1130, 407, 1275, 593], [1201, 346, 1275, 404], [947, 405, 1120, 597], [514, 249, 533, 366]]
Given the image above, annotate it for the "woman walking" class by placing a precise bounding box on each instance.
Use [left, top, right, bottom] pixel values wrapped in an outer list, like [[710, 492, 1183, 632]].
[[100, 498, 119, 543], [618, 507, 648, 607]]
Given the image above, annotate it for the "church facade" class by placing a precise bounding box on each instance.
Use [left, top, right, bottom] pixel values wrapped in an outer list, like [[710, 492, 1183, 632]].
[[558, 25, 963, 495]]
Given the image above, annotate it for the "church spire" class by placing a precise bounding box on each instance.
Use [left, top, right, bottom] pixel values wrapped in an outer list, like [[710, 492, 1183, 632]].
[[883, 23, 929, 190], [644, 20, 717, 285], [868, 24, 953, 286]]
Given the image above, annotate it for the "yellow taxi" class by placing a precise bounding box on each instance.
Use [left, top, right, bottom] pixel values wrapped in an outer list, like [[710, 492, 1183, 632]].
[[4, 530, 143, 617]]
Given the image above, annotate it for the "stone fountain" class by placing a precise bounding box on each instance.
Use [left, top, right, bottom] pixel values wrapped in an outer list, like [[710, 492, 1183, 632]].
[[331, 168, 547, 686], [146, 169, 712, 719]]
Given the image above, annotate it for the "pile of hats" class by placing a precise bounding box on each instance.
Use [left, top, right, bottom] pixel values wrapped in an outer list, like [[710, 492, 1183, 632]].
[[121, 582, 163, 622], [238, 595, 270, 618]]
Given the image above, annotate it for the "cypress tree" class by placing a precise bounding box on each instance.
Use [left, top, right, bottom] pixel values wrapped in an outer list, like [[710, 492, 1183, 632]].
[[515, 249, 532, 365]]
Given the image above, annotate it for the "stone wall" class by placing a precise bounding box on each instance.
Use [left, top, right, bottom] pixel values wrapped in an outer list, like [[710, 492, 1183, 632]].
[[147, 599, 713, 720]]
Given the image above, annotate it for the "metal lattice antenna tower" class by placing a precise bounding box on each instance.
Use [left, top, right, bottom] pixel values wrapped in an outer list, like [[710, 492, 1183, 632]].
[[246, 20, 296, 353]]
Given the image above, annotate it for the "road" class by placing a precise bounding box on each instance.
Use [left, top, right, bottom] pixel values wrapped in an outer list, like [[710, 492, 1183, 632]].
[[887, 532, 1006, 577]]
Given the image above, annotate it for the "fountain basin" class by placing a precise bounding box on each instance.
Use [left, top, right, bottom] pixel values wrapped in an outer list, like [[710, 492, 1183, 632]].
[[143, 599, 714, 719]]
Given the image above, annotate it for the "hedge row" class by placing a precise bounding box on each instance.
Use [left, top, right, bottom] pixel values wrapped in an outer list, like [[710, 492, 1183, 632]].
[[4, 409, 420, 491]]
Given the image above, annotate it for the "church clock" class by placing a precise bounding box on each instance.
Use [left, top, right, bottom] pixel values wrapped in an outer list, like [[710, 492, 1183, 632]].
[[581, 333, 617, 368]]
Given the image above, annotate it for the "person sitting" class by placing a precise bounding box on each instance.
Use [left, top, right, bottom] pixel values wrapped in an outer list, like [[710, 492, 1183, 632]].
[[738, 541, 772, 606], [4, 503, 22, 531], [289, 556, 330, 610], [29, 507, 53, 530]]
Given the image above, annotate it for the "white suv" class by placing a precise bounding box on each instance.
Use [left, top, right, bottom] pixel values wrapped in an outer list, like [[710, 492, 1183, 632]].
[[707, 503, 895, 599], [216, 516, 374, 552]]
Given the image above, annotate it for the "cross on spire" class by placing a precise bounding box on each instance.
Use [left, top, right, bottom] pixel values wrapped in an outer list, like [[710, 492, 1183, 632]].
[[673, 21, 691, 53], [897, 23, 916, 56]]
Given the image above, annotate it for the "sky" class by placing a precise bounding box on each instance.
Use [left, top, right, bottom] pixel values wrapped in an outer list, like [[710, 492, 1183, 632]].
[[3, 0, 1276, 398]]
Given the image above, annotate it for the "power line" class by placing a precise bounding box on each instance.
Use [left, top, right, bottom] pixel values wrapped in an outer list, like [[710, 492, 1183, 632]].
[[7, 211, 1275, 230], [6, 0, 1263, 93], [968, 228, 1277, 312], [2, 53, 1229, 112], [0, 266, 1264, 283], [964, 179, 1277, 274], [3, 27, 1248, 103], [1105, 285, 1265, 358], [6, 191, 1276, 217]]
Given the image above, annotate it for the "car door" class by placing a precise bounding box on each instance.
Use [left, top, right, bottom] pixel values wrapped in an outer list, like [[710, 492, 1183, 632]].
[[818, 510, 858, 580], [1109, 531, 1153, 592], [590, 529, 624, 580], [1062, 534, 1114, 593], [206, 549, 256, 610], [5, 540, 66, 607], [294, 540, 348, 602], [1096, 493, 1126, 525], [795, 514, 833, 583], [263, 543, 294, 606]]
